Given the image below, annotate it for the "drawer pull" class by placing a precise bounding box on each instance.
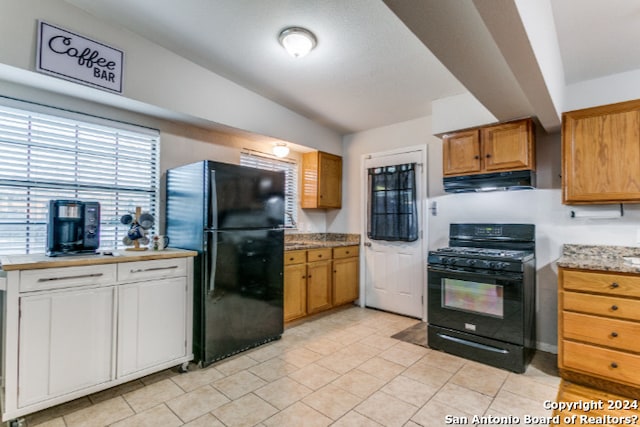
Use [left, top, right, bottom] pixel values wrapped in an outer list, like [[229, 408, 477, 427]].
[[38, 273, 103, 282], [611, 282, 620, 289], [611, 305, 619, 311], [611, 362, 618, 369], [289, 257, 295, 261], [345, 251, 350, 254], [130, 266, 179, 274], [611, 332, 619, 338]]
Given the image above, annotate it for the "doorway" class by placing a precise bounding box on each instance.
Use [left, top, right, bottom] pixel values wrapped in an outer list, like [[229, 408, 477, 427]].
[[361, 146, 427, 320]]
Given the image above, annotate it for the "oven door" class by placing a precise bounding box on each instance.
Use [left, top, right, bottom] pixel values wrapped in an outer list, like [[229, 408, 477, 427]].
[[428, 265, 523, 345]]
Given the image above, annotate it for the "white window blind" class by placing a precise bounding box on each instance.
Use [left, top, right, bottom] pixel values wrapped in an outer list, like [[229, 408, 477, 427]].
[[240, 151, 298, 227], [0, 102, 159, 255]]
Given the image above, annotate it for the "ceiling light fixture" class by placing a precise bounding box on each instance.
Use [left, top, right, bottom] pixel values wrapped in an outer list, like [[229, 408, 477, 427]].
[[278, 27, 317, 58], [273, 142, 290, 158]]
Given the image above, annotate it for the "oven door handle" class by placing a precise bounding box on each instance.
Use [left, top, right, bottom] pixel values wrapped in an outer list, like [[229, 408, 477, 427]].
[[428, 265, 523, 281]]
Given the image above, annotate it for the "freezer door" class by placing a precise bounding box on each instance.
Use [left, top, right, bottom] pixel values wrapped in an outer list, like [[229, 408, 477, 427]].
[[202, 229, 284, 366], [207, 161, 285, 230]]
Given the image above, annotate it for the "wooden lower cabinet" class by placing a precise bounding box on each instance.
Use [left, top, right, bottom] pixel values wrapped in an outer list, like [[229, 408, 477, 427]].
[[332, 246, 359, 306], [307, 259, 333, 314], [284, 245, 359, 322], [559, 267, 640, 397], [284, 250, 307, 322], [284, 262, 307, 322]]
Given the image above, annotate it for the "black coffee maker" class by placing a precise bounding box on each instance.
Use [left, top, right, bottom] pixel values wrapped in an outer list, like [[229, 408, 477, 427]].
[[46, 200, 100, 256]]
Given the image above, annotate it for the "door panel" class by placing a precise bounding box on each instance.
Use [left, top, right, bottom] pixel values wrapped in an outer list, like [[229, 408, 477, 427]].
[[363, 148, 426, 319], [18, 287, 114, 407]]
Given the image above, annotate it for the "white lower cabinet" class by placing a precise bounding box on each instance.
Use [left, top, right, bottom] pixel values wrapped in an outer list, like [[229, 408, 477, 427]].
[[1, 253, 194, 422], [18, 286, 114, 407], [117, 277, 187, 377]]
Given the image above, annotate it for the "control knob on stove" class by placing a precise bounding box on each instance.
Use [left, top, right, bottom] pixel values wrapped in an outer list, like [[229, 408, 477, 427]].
[[466, 259, 477, 267], [494, 262, 509, 270]]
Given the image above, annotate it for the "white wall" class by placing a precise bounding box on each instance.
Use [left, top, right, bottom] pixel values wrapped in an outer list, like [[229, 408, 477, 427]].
[[342, 115, 640, 353]]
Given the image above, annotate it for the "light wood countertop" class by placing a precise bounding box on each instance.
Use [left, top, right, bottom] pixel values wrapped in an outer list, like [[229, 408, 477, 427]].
[[0, 248, 197, 271]]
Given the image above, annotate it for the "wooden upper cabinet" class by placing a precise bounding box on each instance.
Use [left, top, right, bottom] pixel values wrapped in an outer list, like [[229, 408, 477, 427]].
[[442, 118, 535, 177], [563, 100, 640, 204], [482, 119, 535, 172], [442, 130, 481, 175], [301, 151, 342, 209]]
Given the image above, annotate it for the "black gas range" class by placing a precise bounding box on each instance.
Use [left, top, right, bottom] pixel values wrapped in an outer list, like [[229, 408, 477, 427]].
[[427, 223, 536, 373]]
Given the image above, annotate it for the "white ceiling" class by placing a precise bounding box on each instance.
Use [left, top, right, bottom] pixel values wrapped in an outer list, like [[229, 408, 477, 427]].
[[64, 0, 640, 136]]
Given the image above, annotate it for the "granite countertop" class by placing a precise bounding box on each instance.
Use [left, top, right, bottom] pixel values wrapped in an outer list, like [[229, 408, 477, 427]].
[[284, 233, 360, 251], [0, 248, 197, 271], [557, 244, 640, 274]]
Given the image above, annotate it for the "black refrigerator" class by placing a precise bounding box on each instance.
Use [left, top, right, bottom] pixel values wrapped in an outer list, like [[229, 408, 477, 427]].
[[165, 160, 285, 367]]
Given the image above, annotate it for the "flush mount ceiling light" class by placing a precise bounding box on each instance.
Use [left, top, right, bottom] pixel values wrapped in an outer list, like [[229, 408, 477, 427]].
[[278, 27, 317, 58], [273, 142, 290, 158]]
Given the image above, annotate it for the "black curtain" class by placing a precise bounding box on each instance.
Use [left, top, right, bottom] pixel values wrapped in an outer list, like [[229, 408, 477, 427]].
[[367, 163, 418, 242]]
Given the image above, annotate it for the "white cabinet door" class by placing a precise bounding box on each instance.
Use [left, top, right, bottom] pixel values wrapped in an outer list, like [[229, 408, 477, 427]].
[[117, 277, 187, 378], [18, 287, 114, 407]]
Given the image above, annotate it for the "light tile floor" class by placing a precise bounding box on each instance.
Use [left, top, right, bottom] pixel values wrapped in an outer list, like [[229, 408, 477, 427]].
[[23, 306, 560, 427]]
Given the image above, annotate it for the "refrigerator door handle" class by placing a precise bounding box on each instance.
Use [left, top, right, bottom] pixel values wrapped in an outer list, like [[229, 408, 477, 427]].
[[206, 232, 218, 294], [209, 169, 218, 229]]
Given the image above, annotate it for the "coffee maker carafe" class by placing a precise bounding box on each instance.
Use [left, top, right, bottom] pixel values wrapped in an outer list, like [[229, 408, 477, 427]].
[[46, 200, 100, 256]]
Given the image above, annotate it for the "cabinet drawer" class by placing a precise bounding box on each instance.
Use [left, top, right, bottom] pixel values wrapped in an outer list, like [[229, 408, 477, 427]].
[[562, 269, 640, 298], [20, 264, 117, 292], [333, 246, 359, 259], [307, 248, 332, 262], [563, 291, 640, 321], [284, 250, 306, 265], [563, 311, 640, 353], [118, 258, 187, 282], [563, 340, 640, 386]]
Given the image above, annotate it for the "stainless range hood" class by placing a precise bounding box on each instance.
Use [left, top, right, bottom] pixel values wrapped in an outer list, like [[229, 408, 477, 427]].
[[443, 170, 536, 193]]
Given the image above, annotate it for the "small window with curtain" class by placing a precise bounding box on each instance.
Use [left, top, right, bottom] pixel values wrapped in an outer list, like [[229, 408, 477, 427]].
[[240, 151, 298, 227], [0, 100, 160, 255], [367, 162, 418, 242]]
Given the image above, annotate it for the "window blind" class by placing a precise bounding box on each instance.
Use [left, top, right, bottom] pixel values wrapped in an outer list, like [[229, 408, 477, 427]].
[[0, 102, 159, 254], [240, 151, 298, 227]]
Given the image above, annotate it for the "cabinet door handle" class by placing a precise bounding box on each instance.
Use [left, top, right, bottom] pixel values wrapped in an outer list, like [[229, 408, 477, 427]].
[[474, 155, 479, 159], [611, 282, 619, 288], [130, 266, 178, 273], [611, 332, 618, 338], [38, 273, 104, 282], [611, 305, 619, 311], [610, 362, 618, 369], [486, 154, 492, 158]]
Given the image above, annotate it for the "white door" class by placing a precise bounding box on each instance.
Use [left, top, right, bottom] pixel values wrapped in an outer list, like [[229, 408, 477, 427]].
[[117, 277, 187, 378], [18, 287, 114, 407], [362, 147, 426, 319]]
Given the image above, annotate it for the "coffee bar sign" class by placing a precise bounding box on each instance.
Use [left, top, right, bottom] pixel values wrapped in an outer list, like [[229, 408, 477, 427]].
[[36, 21, 124, 93]]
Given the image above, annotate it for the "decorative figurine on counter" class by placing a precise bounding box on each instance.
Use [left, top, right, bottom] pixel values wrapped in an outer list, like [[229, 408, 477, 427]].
[[121, 206, 154, 251]]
